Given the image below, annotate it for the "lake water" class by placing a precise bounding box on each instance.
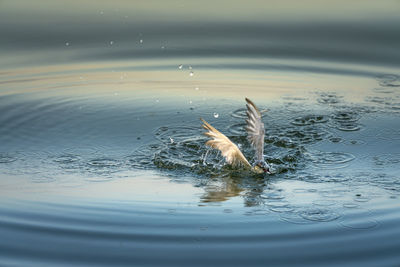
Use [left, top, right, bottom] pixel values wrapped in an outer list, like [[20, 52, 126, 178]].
[[1, 1, 400, 266]]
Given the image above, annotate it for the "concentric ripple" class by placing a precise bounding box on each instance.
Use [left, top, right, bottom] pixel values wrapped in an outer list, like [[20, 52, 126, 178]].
[[291, 115, 329, 126], [154, 125, 202, 143], [377, 74, 400, 87], [317, 92, 343, 105], [307, 151, 355, 169], [299, 208, 341, 222], [0, 152, 17, 163]]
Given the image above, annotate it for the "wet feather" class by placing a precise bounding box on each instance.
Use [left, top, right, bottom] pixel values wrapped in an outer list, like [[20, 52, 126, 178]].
[[201, 118, 251, 168]]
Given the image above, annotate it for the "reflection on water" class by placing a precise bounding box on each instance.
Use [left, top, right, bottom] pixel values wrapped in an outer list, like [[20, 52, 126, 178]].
[[1, 0, 400, 266]]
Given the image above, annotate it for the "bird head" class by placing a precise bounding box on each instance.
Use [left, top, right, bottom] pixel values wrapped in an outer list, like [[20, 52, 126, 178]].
[[253, 160, 271, 174]]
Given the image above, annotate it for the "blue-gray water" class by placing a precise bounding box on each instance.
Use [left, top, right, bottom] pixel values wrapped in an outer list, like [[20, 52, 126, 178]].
[[1, 1, 400, 266]]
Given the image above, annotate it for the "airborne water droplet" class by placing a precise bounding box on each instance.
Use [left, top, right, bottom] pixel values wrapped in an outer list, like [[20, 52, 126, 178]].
[[139, 39, 143, 44], [110, 41, 114, 45], [213, 113, 219, 118], [189, 71, 194, 77], [178, 64, 183, 69], [65, 42, 70, 46]]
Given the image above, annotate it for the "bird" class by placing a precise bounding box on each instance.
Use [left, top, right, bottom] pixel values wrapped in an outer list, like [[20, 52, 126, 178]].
[[201, 98, 271, 174]]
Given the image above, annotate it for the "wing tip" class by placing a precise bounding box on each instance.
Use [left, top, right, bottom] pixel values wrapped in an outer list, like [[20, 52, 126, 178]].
[[245, 97, 261, 116], [200, 117, 210, 129]]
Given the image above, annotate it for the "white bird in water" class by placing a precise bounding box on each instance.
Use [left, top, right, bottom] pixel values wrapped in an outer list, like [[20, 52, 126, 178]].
[[201, 98, 271, 174]]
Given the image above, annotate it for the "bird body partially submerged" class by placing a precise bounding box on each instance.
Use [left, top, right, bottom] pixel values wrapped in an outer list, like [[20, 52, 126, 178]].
[[201, 98, 270, 174]]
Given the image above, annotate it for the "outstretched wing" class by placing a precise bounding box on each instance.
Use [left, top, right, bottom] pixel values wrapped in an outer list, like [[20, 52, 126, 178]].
[[245, 98, 265, 161], [201, 118, 251, 168]]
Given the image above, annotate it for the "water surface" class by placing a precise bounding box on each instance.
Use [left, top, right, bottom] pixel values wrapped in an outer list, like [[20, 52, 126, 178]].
[[1, 1, 400, 266]]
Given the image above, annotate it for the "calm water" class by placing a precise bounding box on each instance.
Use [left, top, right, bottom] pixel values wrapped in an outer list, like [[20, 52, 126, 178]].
[[1, 1, 400, 266]]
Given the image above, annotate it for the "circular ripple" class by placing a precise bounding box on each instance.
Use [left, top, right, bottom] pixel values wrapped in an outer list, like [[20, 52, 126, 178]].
[[299, 208, 340, 222], [261, 191, 285, 200], [372, 87, 395, 94], [54, 154, 81, 164], [353, 195, 371, 202], [317, 92, 343, 105], [293, 188, 309, 193], [269, 205, 295, 213], [231, 108, 247, 119], [282, 96, 307, 101], [347, 139, 366, 145], [85, 158, 123, 176], [0, 153, 17, 163], [63, 147, 99, 156], [329, 136, 343, 143], [373, 154, 400, 166], [31, 175, 57, 183], [341, 219, 378, 230], [266, 200, 290, 208], [331, 111, 360, 122], [278, 126, 332, 144], [320, 189, 347, 198], [312, 200, 336, 206], [307, 151, 355, 169], [266, 136, 297, 149], [228, 123, 246, 136], [280, 212, 315, 224], [377, 74, 400, 87], [85, 176, 114, 182], [336, 122, 362, 132], [87, 158, 122, 168], [291, 115, 328, 126], [343, 203, 360, 209], [154, 125, 201, 143]]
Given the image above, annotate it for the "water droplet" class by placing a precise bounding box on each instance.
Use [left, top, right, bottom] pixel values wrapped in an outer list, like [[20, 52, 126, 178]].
[[189, 71, 194, 77], [189, 65, 192, 70], [65, 42, 70, 46], [195, 87, 199, 90], [110, 41, 114, 45], [189, 100, 193, 104], [99, 11, 104, 15], [169, 137, 174, 144], [155, 99, 159, 103], [161, 46, 165, 49], [178, 64, 183, 69], [139, 39, 143, 44], [213, 113, 219, 118]]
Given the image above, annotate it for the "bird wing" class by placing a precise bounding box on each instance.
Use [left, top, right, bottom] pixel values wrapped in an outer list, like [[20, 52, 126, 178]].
[[201, 118, 251, 168], [245, 98, 265, 161]]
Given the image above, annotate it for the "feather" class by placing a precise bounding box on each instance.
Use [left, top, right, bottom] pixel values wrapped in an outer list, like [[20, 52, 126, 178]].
[[245, 98, 265, 161], [201, 118, 251, 168]]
